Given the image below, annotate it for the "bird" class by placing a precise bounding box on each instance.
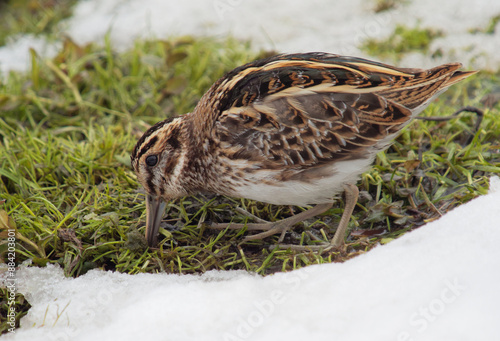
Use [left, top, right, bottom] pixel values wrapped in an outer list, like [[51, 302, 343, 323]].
[[130, 52, 476, 250]]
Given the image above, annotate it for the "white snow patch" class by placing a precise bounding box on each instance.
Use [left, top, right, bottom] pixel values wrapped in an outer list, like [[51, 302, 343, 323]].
[[2, 177, 500, 341], [0, 35, 60, 76], [1, 0, 500, 74], [1, 2, 499, 339]]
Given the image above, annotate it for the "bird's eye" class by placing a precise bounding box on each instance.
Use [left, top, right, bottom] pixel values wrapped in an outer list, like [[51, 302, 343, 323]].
[[145, 155, 158, 167]]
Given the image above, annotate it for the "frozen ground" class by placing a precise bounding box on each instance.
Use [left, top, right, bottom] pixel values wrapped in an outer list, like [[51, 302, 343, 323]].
[[1, 1, 500, 340], [1, 0, 500, 75], [2, 177, 500, 341]]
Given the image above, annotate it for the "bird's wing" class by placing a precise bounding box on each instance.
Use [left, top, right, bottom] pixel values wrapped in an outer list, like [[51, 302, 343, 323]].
[[201, 53, 469, 171]]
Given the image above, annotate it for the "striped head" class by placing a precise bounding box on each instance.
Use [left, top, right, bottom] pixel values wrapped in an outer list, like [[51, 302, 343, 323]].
[[131, 116, 187, 246]]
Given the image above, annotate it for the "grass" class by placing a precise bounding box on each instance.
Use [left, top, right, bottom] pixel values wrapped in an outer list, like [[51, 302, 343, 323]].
[[0, 29, 499, 338], [372, 0, 408, 13], [361, 23, 444, 62], [0, 0, 78, 47], [0, 35, 498, 274], [469, 13, 500, 35]]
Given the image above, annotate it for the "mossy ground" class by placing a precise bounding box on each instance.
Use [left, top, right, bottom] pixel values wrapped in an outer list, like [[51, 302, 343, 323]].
[[0, 0, 77, 47], [1, 1, 500, 335]]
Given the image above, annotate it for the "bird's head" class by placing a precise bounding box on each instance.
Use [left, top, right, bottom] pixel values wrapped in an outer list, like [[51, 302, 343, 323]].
[[131, 117, 187, 247]]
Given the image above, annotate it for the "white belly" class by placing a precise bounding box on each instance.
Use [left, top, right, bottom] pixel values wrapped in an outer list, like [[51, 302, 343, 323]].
[[227, 157, 375, 206]]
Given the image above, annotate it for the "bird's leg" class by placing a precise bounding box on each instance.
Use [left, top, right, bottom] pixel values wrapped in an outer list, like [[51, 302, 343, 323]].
[[208, 203, 333, 241], [209, 183, 359, 250], [243, 203, 333, 242], [330, 183, 359, 248], [277, 183, 359, 252]]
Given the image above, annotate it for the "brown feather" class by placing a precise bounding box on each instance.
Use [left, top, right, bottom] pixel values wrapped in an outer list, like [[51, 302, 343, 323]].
[[131, 53, 476, 205]]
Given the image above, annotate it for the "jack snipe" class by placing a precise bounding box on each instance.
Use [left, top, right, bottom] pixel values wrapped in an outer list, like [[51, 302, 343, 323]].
[[131, 53, 476, 250]]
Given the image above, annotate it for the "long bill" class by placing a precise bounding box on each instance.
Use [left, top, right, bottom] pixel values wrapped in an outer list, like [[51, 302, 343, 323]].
[[145, 194, 167, 247]]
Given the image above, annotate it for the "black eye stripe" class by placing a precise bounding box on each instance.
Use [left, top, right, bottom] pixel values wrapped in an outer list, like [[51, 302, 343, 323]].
[[167, 135, 180, 149], [163, 157, 177, 175], [136, 136, 158, 161], [131, 117, 175, 161]]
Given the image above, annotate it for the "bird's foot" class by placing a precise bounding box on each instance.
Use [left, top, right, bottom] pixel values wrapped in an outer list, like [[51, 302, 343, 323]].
[[208, 203, 333, 243]]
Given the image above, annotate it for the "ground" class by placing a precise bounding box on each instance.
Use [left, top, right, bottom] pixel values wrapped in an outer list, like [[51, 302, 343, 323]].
[[0, 0, 499, 336]]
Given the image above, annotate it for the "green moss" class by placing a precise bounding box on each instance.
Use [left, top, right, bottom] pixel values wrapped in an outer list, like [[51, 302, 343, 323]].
[[361, 24, 443, 62], [372, 0, 408, 13], [0, 289, 31, 334], [0, 0, 78, 47], [469, 14, 500, 35]]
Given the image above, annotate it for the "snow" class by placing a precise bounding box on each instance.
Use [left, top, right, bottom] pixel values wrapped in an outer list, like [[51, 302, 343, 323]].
[[2, 177, 500, 341], [58, 0, 500, 70], [1, 0, 500, 75], [0, 35, 60, 76], [1, 1, 499, 340]]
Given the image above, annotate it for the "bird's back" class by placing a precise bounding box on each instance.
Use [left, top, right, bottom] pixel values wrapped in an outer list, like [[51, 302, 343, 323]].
[[189, 53, 476, 205]]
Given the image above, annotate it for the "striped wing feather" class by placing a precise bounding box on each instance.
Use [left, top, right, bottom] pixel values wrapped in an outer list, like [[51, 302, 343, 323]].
[[198, 53, 469, 172]]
